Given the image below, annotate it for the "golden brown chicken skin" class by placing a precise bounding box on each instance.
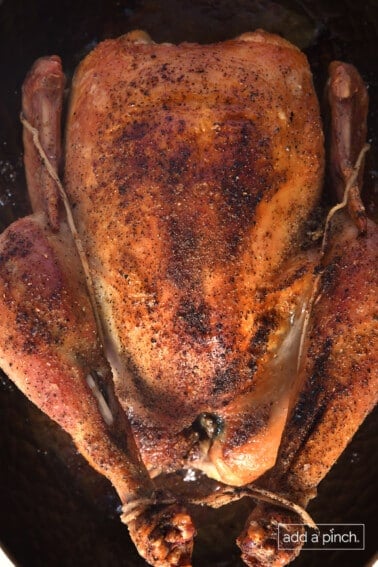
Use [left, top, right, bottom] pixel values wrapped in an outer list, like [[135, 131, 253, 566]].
[[64, 30, 324, 483]]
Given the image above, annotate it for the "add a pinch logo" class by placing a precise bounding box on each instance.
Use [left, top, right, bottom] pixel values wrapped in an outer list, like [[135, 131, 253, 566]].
[[277, 524, 365, 550]]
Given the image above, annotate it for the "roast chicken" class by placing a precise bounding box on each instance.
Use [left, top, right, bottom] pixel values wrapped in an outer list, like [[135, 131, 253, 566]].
[[0, 29, 376, 566]]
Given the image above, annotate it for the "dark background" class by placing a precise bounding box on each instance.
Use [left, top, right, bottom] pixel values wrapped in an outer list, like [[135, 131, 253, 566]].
[[0, 1, 377, 566]]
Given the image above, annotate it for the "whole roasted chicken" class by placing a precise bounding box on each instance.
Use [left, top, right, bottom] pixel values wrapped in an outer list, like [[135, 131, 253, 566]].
[[0, 29, 376, 566]]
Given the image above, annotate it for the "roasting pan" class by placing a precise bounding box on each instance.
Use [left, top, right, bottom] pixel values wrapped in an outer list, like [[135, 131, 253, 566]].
[[0, 1, 377, 566]]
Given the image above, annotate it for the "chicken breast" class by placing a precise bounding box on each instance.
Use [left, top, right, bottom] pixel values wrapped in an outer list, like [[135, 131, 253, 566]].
[[64, 30, 324, 484]]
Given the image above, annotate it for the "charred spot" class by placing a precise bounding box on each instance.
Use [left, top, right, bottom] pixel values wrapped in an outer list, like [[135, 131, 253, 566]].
[[292, 390, 320, 429], [212, 365, 239, 395], [0, 231, 33, 265], [176, 298, 209, 338], [320, 257, 340, 292], [166, 221, 198, 286], [247, 359, 258, 375], [275, 265, 308, 291], [310, 336, 333, 383], [291, 336, 333, 428], [292, 398, 328, 455], [250, 318, 271, 349], [213, 119, 273, 238], [133, 151, 150, 175], [177, 119, 186, 134], [226, 405, 270, 449], [248, 310, 278, 367], [103, 113, 197, 197], [221, 172, 263, 215], [167, 145, 191, 180], [16, 309, 55, 354], [118, 120, 150, 142]]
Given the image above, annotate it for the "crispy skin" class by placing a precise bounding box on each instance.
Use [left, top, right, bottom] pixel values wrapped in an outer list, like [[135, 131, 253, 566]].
[[238, 215, 378, 566], [281, 215, 378, 494], [0, 214, 152, 505], [65, 31, 324, 482]]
